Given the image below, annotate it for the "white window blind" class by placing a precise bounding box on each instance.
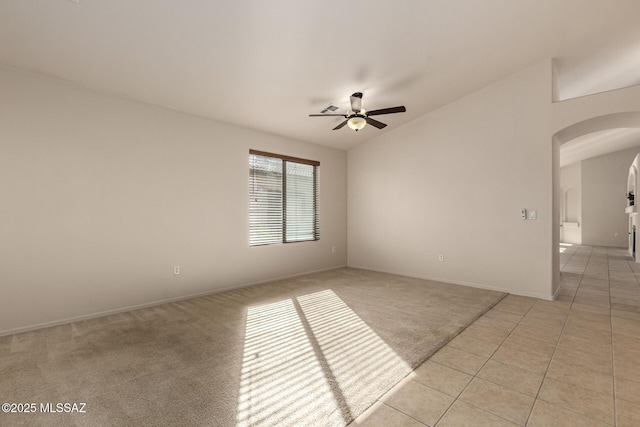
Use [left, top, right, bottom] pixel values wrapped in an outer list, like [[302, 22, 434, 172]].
[[249, 150, 319, 246]]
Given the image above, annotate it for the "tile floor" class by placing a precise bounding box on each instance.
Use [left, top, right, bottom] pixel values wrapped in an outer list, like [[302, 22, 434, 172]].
[[352, 245, 640, 426]]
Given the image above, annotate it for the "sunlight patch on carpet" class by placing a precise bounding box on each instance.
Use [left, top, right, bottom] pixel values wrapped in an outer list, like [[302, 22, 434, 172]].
[[236, 289, 410, 427]]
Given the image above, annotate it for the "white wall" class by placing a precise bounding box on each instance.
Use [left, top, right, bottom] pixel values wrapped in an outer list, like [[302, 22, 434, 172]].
[[559, 162, 582, 244], [0, 66, 348, 334], [582, 146, 640, 247], [348, 60, 554, 299]]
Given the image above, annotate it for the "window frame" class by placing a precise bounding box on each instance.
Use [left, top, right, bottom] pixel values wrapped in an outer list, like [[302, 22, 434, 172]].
[[249, 149, 320, 246]]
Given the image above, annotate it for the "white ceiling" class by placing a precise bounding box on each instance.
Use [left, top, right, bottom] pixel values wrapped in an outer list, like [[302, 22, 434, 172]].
[[2, 0, 640, 150]]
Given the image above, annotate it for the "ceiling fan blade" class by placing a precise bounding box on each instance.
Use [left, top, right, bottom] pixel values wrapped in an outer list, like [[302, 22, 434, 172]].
[[350, 92, 363, 113], [366, 106, 406, 116], [366, 117, 387, 129], [309, 114, 346, 117], [333, 120, 348, 130]]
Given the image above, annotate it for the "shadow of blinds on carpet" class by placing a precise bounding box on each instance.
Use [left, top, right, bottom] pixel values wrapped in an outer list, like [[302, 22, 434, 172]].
[[236, 289, 411, 427]]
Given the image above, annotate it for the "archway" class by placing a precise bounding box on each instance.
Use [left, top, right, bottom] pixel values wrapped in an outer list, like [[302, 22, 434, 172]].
[[551, 111, 640, 295]]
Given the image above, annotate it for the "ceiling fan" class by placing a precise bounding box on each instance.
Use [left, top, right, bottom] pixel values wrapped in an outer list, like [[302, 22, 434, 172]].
[[309, 92, 406, 131]]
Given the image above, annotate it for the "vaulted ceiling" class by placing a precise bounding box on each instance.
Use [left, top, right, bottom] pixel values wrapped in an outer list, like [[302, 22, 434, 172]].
[[2, 0, 640, 150]]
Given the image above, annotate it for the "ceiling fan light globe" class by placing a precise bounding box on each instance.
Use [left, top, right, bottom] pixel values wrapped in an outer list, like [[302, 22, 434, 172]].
[[347, 116, 367, 131]]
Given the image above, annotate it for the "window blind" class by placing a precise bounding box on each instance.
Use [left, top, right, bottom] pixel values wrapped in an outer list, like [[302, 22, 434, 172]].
[[249, 150, 319, 246]]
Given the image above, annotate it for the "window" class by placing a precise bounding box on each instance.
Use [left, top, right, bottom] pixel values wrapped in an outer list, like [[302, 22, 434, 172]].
[[249, 150, 319, 246]]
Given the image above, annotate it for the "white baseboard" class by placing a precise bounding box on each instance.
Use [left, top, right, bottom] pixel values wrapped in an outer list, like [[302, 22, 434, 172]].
[[0, 264, 347, 337], [347, 264, 555, 301]]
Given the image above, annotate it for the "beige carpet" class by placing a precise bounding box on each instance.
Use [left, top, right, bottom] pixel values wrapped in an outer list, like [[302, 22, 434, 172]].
[[0, 268, 506, 426]]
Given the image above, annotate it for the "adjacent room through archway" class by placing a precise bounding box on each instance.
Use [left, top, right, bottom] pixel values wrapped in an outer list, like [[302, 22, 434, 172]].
[[552, 112, 640, 294]]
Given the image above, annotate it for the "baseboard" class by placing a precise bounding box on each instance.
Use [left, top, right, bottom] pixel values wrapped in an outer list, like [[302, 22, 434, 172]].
[[0, 264, 347, 337], [347, 264, 554, 301]]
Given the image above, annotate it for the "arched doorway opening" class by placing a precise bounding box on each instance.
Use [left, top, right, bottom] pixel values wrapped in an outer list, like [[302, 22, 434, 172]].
[[552, 112, 640, 294]]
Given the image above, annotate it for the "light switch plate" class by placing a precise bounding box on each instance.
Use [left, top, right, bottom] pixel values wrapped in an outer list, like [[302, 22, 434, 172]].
[[529, 210, 537, 220]]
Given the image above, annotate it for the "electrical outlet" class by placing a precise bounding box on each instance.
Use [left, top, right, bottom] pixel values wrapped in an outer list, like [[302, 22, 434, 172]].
[[173, 265, 180, 275], [438, 254, 444, 262]]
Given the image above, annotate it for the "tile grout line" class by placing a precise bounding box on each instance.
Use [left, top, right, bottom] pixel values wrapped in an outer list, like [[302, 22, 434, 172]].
[[433, 301, 540, 426], [376, 402, 429, 427], [521, 300, 573, 426], [561, 244, 584, 304], [600, 247, 640, 423], [523, 246, 618, 427], [443, 246, 629, 427], [365, 293, 512, 427], [609, 247, 616, 427], [369, 246, 629, 427], [364, 291, 511, 427]]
